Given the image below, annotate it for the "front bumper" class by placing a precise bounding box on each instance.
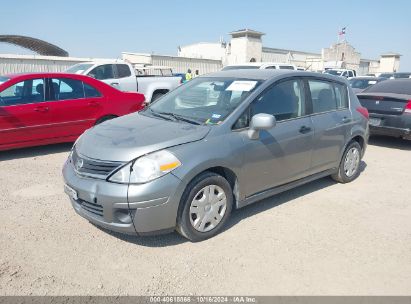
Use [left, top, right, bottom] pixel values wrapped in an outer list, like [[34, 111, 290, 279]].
[[62, 159, 185, 235]]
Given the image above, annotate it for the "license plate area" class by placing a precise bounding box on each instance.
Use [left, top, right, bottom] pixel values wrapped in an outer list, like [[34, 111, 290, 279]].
[[64, 184, 78, 201], [369, 117, 381, 126]]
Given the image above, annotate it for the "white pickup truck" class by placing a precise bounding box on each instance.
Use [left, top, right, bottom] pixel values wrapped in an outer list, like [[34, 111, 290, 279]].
[[66, 61, 181, 103]]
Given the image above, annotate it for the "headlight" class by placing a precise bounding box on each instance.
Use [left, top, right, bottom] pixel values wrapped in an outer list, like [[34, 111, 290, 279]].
[[107, 150, 181, 184]]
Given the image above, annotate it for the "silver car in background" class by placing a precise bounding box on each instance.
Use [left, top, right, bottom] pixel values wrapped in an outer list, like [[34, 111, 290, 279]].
[[63, 70, 369, 242]]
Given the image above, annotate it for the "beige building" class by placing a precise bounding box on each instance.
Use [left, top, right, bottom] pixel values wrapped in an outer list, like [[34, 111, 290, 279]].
[[178, 29, 401, 75]]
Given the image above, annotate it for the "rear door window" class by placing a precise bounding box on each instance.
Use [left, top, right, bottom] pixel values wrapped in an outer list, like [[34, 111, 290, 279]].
[[88, 64, 115, 80], [308, 80, 338, 113], [0, 78, 45, 106], [116, 64, 132, 78], [51, 78, 85, 100]]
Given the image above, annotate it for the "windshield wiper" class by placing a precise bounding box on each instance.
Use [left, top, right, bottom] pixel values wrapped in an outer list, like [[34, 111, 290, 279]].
[[146, 108, 175, 122], [157, 112, 202, 125]]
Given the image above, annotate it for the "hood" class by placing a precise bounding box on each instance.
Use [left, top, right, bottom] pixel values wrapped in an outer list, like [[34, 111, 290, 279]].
[[76, 112, 210, 162]]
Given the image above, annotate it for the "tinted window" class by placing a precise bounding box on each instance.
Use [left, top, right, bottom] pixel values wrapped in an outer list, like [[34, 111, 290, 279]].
[[88, 64, 114, 80], [51, 78, 85, 100], [252, 79, 306, 121], [0, 78, 45, 106], [84, 83, 102, 98], [324, 70, 343, 76], [266, 66, 277, 69], [363, 79, 411, 95], [116, 64, 131, 78], [309, 80, 342, 113], [349, 78, 378, 89]]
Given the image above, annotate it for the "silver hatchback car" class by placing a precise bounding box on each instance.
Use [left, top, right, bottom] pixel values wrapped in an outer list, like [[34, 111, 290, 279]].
[[63, 70, 369, 241]]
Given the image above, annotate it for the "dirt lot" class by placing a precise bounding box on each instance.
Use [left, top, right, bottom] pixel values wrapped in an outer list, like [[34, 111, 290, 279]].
[[0, 136, 410, 296]]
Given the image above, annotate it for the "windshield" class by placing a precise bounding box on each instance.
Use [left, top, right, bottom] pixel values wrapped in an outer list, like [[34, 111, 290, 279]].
[[0, 76, 10, 85], [222, 66, 260, 71], [349, 78, 379, 89], [66, 63, 94, 74], [145, 77, 262, 125], [324, 70, 343, 76]]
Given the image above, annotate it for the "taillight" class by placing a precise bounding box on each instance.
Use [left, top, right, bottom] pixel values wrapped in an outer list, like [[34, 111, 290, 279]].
[[405, 100, 411, 113], [356, 106, 369, 119]]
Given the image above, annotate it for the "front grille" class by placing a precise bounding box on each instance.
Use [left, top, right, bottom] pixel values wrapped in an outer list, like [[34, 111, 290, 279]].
[[71, 149, 123, 179], [78, 198, 104, 217]]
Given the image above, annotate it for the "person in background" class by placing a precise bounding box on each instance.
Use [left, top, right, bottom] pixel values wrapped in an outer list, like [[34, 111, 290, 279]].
[[193, 70, 199, 78], [185, 69, 192, 81]]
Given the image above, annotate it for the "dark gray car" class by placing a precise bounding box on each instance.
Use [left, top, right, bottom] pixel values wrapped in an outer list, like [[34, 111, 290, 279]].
[[63, 70, 369, 241]]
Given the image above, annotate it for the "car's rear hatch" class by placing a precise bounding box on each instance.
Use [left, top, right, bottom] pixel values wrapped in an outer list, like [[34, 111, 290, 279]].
[[357, 93, 411, 115]]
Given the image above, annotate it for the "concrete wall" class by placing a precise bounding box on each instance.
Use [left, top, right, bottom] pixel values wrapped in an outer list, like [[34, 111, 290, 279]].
[[0, 54, 92, 74]]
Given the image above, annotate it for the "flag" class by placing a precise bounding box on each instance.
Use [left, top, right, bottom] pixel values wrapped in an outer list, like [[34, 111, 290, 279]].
[[338, 27, 346, 36]]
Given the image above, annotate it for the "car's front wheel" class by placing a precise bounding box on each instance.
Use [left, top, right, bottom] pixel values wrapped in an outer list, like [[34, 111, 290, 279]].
[[177, 172, 233, 242], [332, 141, 362, 183]]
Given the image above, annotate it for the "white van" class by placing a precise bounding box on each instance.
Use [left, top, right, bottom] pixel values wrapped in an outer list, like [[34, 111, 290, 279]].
[[222, 62, 297, 71]]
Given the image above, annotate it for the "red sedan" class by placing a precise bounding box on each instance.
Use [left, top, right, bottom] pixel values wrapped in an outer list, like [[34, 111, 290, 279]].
[[0, 73, 145, 151]]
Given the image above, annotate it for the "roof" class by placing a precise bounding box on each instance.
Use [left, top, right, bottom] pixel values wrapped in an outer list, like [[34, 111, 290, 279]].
[[0, 35, 68, 57], [204, 69, 347, 83], [4, 72, 96, 81], [380, 52, 402, 57], [225, 62, 296, 68]]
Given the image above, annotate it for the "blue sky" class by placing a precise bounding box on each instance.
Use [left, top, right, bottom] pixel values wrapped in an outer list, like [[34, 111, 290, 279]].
[[1, 0, 410, 70]]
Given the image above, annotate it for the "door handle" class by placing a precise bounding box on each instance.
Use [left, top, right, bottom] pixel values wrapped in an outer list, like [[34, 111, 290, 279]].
[[34, 106, 49, 112], [110, 82, 119, 86], [342, 117, 352, 123], [299, 125, 312, 134]]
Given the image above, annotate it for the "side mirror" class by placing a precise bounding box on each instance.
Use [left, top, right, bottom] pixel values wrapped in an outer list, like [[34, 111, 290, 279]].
[[248, 113, 276, 140]]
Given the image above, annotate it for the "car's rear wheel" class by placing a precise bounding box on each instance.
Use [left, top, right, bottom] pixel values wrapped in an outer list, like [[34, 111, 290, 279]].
[[332, 141, 362, 183], [95, 115, 117, 125], [177, 172, 233, 242]]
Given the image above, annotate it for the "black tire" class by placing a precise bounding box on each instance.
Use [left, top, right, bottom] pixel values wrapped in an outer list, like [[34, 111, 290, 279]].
[[332, 141, 362, 183], [95, 115, 116, 125], [151, 92, 165, 102], [177, 172, 233, 242]]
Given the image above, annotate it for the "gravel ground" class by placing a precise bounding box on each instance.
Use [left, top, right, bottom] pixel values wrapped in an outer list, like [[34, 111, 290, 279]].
[[0, 136, 410, 296]]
